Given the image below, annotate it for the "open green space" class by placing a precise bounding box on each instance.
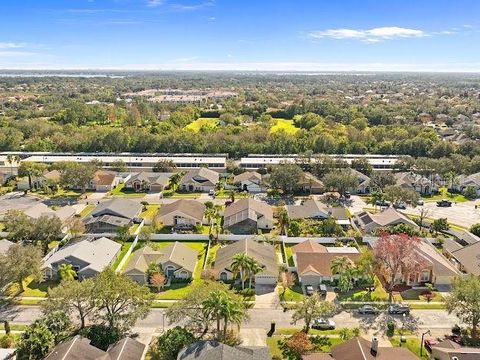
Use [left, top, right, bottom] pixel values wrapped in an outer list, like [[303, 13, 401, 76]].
[[185, 118, 219, 132], [109, 183, 146, 198], [284, 244, 295, 267], [278, 285, 304, 302], [79, 204, 95, 218], [141, 205, 160, 220], [269, 119, 299, 134], [390, 336, 430, 359], [422, 187, 468, 203], [7, 277, 58, 298]]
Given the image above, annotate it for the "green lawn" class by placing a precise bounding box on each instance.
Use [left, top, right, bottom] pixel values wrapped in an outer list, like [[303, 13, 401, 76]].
[[141, 205, 160, 220], [111, 241, 134, 270], [79, 204, 95, 218], [400, 289, 443, 302], [279, 285, 304, 302], [0, 223, 5, 231], [337, 278, 389, 302], [423, 187, 468, 203], [164, 192, 202, 199], [7, 277, 58, 298], [155, 282, 193, 300], [109, 183, 146, 198], [129, 224, 140, 235], [284, 244, 295, 267], [390, 336, 430, 359], [269, 119, 300, 134], [267, 335, 345, 358], [185, 118, 219, 132]]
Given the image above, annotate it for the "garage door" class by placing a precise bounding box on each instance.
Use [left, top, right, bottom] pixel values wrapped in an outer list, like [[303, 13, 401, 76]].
[[255, 275, 277, 285]]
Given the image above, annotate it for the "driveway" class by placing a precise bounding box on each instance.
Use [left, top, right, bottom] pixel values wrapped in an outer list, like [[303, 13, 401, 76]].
[[254, 285, 280, 309]]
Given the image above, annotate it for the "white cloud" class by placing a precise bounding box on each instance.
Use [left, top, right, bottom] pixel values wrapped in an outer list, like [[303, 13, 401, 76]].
[[171, 1, 214, 11], [147, 0, 164, 7], [309, 26, 426, 42], [0, 42, 26, 49]]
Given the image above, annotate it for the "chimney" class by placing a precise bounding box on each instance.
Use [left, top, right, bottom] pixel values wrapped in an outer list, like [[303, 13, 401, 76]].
[[370, 337, 379, 356]]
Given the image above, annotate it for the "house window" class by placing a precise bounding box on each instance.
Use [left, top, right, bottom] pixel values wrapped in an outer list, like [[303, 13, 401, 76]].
[[220, 272, 228, 281], [165, 265, 175, 278], [420, 270, 430, 282]]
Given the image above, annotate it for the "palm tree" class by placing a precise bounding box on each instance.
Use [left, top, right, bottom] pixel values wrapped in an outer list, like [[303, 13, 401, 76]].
[[230, 253, 250, 290], [58, 264, 77, 281], [204, 206, 219, 235], [6, 154, 13, 176], [169, 173, 182, 191], [246, 257, 263, 289], [277, 209, 290, 236], [331, 256, 356, 292], [368, 191, 384, 209], [202, 290, 246, 340]]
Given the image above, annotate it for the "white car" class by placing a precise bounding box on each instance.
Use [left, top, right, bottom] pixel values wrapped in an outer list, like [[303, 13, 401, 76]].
[[312, 319, 336, 330]]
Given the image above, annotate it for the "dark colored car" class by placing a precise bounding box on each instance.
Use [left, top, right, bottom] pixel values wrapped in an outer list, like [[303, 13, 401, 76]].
[[375, 200, 390, 207], [357, 305, 380, 315], [388, 304, 410, 315], [437, 199, 452, 207], [318, 284, 327, 297]]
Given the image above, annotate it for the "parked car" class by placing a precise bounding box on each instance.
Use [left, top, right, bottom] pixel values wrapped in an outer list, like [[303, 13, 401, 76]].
[[393, 202, 407, 209], [357, 305, 380, 315], [344, 191, 351, 199], [417, 199, 424, 206], [318, 284, 327, 297], [375, 200, 390, 207], [209, 189, 216, 197], [305, 285, 314, 296], [388, 304, 410, 315], [312, 318, 336, 330], [437, 199, 452, 207]]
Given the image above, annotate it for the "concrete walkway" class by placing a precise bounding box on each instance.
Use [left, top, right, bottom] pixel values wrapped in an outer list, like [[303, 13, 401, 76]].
[[239, 328, 267, 346], [254, 286, 281, 309]]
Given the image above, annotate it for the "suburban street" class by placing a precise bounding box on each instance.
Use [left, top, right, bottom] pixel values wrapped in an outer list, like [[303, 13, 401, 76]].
[[0, 304, 461, 345]]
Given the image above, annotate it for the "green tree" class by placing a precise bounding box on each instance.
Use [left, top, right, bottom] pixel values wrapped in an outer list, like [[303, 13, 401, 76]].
[[111, 159, 127, 172], [41, 311, 72, 343], [4, 210, 33, 241], [230, 253, 251, 290], [331, 256, 356, 292], [370, 172, 395, 191], [351, 159, 373, 176], [169, 173, 182, 191], [58, 264, 77, 281], [277, 208, 290, 236], [81, 324, 122, 351], [291, 293, 336, 333], [288, 221, 301, 237], [383, 185, 420, 206], [432, 218, 449, 234], [93, 268, 153, 331], [445, 275, 480, 339], [116, 225, 130, 242], [470, 224, 480, 237], [463, 186, 478, 200], [34, 215, 62, 254], [0, 244, 43, 293], [294, 113, 323, 130], [17, 321, 55, 360], [246, 256, 263, 289], [269, 162, 304, 195], [153, 160, 176, 173], [151, 326, 196, 360], [355, 250, 376, 285], [322, 170, 359, 196], [43, 279, 96, 329], [202, 290, 247, 340], [18, 162, 47, 190], [59, 161, 96, 193]]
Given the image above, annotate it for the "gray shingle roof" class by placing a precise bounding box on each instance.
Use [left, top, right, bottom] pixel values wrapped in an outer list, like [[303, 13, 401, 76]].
[[180, 168, 219, 186], [214, 238, 278, 276], [177, 341, 271, 360], [223, 198, 273, 226], [90, 199, 143, 220], [158, 200, 206, 222]]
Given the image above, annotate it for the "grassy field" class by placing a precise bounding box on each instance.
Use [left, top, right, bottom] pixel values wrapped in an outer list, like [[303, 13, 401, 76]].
[[141, 205, 160, 220], [423, 187, 468, 203], [278, 285, 304, 302], [7, 277, 58, 298], [79, 204, 95, 218], [109, 183, 146, 198], [185, 118, 219, 132], [336, 278, 389, 302], [284, 244, 295, 266], [390, 336, 430, 359], [270, 119, 299, 134]]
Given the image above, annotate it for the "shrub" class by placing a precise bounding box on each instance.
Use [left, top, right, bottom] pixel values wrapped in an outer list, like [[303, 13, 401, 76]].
[[0, 334, 15, 348], [386, 321, 395, 337], [151, 326, 195, 360], [80, 324, 122, 351]]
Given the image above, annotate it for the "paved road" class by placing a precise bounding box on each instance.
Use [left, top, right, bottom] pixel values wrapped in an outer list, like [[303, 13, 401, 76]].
[[349, 195, 480, 229]]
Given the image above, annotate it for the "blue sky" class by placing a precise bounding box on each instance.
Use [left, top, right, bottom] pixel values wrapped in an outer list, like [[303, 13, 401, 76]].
[[1, 0, 480, 71]]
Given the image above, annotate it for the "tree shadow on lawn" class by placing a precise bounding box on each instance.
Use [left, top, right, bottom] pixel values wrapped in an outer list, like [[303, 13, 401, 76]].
[[356, 312, 421, 336]]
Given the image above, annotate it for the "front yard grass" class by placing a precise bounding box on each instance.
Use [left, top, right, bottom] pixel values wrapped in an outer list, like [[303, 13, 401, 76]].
[[267, 335, 344, 358], [336, 279, 389, 302], [284, 244, 295, 267], [79, 204, 95, 218], [399, 289, 443, 302], [423, 187, 468, 203], [390, 336, 430, 359], [278, 285, 304, 302], [109, 183, 146, 198], [111, 241, 134, 270], [141, 205, 160, 220], [7, 277, 58, 298]]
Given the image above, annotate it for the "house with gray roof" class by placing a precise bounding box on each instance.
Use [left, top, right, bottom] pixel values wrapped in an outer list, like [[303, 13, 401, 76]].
[[157, 200, 206, 228], [223, 198, 273, 234], [177, 340, 271, 360], [394, 171, 436, 195], [124, 242, 199, 284], [125, 172, 173, 192], [45, 335, 145, 360], [350, 169, 371, 194], [43, 237, 121, 280], [455, 172, 480, 197], [179, 168, 219, 192], [355, 207, 418, 234], [286, 199, 330, 220], [213, 238, 278, 285], [444, 240, 480, 276], [84, 198, 142, 233], [233, 171, 263, 193]]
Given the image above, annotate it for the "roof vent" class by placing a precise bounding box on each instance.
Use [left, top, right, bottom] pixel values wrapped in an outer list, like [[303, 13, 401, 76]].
[[371, 337, 378, 356]]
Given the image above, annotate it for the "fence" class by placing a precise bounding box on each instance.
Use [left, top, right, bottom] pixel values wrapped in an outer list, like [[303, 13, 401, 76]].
[[115, 234, 139, 273]]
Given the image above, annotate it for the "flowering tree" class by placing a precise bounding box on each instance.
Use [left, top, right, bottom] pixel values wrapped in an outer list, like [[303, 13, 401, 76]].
[[373, 233, 426, 302]]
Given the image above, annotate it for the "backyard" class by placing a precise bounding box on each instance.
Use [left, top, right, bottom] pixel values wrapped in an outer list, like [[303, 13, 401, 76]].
[[109, 183, 146, 198]]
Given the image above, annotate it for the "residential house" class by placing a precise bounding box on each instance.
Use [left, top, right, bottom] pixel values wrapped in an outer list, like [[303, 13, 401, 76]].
[[43, 237, 121, 279], [213, 238, 278, 285], [355, 208, 418, 233], [367, 238, 460, 286], [394, 171, 436, 195], [0, 239, 14, 255], [286, 199, 330, 220], [22, 203, 76, 225], [124, 242, 198, 284], [90, 170, 119, 192], [157, 199, 206, 228], [0, 170, 10, 185], [83, 198, 142, 233], [431, 338, 480, 360], [179, 168, 219, 192], [299, 173, 325, 194], [16, 169, 61, 190], [45, 335, 145, 360], [292, 240, 360, 287], [223, 198, 274, 234], [443, 229, 480, 246], [303, 336, 418, 360], [177, 340, 271, 360], [455, 172, 480, 196], [350, 169, 371, 194], [233, 171, 263, 193], [443, 239, 480, 276], [125, 172, 173, 192]]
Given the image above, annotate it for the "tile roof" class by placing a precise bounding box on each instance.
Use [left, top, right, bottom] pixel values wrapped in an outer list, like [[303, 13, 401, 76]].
[[448, 240, 480, 275], [126, 172, 173, 187], [286, 199, 330, 220], [330, 337, 418, 360], [94, 170, 117, 186]]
